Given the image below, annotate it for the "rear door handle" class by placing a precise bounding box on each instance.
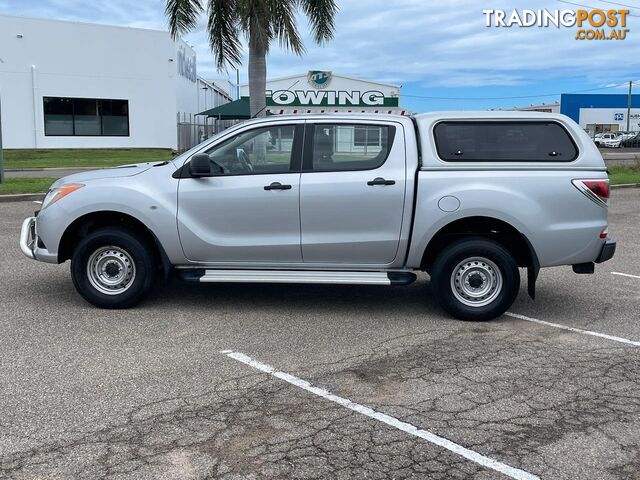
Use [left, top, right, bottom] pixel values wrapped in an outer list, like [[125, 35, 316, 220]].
[[367, 177, 395, 186], [264, 182, 292, 191]]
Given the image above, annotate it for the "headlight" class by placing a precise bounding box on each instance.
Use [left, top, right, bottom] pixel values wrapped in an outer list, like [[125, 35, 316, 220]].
[[41, 184, 84, 210]]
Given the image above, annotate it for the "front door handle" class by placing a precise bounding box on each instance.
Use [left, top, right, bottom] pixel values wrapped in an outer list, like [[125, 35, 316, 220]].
[[367, 177, 395, 186], [264, 182, 292, 191]]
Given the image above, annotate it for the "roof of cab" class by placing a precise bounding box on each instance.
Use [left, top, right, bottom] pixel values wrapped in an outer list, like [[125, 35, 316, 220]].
[[238, 112, 412, 124], [235, 111, 572, 126]]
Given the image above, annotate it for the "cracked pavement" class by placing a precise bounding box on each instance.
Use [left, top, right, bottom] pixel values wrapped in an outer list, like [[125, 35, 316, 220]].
[[1, 190, 639, 479]]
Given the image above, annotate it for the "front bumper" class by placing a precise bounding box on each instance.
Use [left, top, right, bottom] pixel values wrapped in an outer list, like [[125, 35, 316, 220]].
[[595, 238, 616, 263], [19, 216, 58, 263], [20, 217, 36, 259]]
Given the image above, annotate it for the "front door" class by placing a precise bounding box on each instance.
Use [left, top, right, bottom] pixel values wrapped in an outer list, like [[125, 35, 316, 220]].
[[300, 121, 407, 265], [177, 123, 303, 264]]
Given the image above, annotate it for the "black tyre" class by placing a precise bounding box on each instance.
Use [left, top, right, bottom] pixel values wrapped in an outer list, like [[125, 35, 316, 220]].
[[71, 227, 155, 308], [430, 237, 520, 321]]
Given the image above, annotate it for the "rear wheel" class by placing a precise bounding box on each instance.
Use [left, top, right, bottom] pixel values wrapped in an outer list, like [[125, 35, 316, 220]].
[[430, 238, 520, 321], [71, 227, 155, 308]]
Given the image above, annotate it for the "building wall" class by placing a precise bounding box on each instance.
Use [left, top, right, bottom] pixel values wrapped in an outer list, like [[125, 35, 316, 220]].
[[239, 73, 403, 113], [0, 15, 202, 149], [561, 93, 640, 132], [176, 76, 235, 153], [579, 107, 640, 132], [511, 103, 560, 114], [175, 38, 199, 121]]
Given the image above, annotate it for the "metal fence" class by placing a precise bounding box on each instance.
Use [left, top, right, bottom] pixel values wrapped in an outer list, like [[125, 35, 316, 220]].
[[176, 112, 238, 153]]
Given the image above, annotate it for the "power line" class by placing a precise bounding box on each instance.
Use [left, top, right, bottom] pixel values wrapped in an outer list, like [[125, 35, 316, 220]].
[[598, 0, 640, 12], [401, 82, 636, 102], [556, 0, 640, 16]]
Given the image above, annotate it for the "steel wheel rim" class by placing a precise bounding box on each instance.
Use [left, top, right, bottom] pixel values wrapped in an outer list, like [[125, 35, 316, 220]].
[[450, 256, 503, 307], [86, 246, 136, 295]]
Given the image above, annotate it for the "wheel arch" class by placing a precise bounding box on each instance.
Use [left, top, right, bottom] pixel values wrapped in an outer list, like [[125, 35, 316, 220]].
[[58, 211, 171, 278], [420, 215, 539, 298]]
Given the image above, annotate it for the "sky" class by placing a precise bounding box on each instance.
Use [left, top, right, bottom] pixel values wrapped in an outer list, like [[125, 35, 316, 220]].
[[1, 0, 638, 112]]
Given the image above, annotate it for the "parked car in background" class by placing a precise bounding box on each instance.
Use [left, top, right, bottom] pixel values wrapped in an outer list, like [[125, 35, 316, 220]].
[[621, 132, 640, 148], [617, 131, 637, 142], [20, 112, 615, 321], [594, 132, 622, 148]]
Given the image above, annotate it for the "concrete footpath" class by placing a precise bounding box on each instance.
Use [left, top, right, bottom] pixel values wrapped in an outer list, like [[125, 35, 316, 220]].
[[602, 150, 640, 165]]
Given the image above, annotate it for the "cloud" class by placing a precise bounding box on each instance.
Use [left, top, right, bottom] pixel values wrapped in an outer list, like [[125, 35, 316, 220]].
[[1, 0, 638, 90]]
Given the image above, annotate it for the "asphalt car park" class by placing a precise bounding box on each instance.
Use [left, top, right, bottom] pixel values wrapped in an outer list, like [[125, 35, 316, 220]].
[[1, 190, 639, 480]]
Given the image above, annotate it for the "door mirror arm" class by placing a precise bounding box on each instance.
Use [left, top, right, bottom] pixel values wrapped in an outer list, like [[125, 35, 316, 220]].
[[189, 153, 214, 178], [172, 155, 225, 179], [180, 154, 224, 178]]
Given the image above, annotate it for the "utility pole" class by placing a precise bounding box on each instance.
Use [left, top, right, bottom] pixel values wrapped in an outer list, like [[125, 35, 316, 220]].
[[626, 80, 632, 132]]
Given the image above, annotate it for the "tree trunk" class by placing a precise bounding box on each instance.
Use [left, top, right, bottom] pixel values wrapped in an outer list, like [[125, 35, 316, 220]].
[[248, 34, 267, 118], [248, 24, 268, 163]]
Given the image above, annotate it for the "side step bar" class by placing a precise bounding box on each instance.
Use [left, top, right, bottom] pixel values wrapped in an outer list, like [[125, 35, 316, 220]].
[[178, 269, 416, 286]]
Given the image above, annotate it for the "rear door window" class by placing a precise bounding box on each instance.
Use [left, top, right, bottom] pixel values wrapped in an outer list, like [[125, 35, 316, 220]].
[[434, 121, 578, 162], [307, 123, 395, 171]]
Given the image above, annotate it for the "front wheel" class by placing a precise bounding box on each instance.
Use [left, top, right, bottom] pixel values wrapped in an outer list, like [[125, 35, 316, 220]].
[[71, 227, 155, 308], [430, 238, 520, 321]]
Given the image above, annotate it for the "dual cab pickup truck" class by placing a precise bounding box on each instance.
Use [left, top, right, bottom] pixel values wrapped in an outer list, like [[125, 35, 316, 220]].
[[20, 112, 616, 321]]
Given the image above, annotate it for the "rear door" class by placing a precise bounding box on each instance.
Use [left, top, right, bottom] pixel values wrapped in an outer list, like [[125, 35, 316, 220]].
[[299, 121, 407, 265]]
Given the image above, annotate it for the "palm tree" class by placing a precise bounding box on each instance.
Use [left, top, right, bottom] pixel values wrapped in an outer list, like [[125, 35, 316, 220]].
[[165, 0, 338, 118]]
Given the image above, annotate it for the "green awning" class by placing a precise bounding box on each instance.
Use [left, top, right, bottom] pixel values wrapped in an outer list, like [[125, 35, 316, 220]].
[[197, 98, 250, 119]]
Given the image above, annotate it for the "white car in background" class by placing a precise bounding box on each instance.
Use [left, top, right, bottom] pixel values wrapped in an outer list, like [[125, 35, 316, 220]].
[[594, 132, 622, 148]]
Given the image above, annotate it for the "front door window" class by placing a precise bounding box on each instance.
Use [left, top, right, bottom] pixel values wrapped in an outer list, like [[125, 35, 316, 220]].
[[204, 125, 297, 175]]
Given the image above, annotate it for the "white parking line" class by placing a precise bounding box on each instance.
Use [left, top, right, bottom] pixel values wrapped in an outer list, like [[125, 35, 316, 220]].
[[505, 312, 640, 347], [222, 350, 539, 480], [611, 272, 640, 280]]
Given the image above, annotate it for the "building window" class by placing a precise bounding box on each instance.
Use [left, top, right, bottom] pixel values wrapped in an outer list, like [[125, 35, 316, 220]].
[[43, 97, 129, 136], [354, 126, 382, 147]]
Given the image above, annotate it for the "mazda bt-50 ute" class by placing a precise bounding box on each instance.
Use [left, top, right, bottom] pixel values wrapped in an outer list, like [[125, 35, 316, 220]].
[[20, 112, 616, 320]]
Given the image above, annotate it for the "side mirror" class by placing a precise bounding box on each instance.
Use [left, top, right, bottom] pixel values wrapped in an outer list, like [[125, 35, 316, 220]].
[[189, 154, 213, 177]]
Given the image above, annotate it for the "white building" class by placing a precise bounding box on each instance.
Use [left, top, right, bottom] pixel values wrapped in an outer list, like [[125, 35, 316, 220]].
[[510, 102, 561, 114], [0, 14, 232, 150], [239, 72, 406, 115]]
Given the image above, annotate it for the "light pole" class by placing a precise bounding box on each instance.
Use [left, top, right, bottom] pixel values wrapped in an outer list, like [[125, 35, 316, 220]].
[[626, 80, 632, 133], [236, 68, 240, 100]]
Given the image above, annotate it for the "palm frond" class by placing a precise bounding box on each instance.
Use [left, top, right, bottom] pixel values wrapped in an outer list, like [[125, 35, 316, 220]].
[[165, 0, 203, 37], [298, 0, 337, 44], [268, 0, 304, 55], [207, 0, 243, 68]]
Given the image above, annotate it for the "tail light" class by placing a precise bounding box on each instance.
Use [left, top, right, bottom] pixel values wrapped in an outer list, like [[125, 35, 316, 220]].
[[572, 179, 610, 207]]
